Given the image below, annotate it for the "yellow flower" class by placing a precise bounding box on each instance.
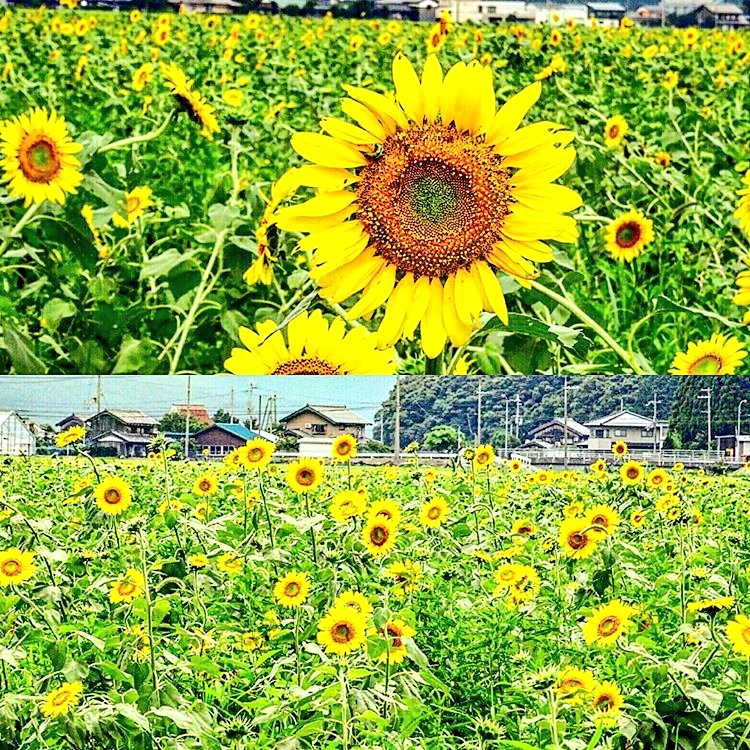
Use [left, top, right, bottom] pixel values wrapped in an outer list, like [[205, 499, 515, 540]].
[[419, 496, 449, 528], [368, 499, 401, 525], [286, 456, 325, 493], [557, 667, 596, 704], [363, 516, 398, 556], [56, 425, 85, 447], [330, 490, 367, 523], [240, 438, 275, 471], [161, 62, 219, 139], [670, 334, 747, 375], [222, 88, 243, 107], [0, 107, 83, 206], [331, 434, 357, 462], [585, 504, 619, 536], [374, 618, 415, 664], [40, 681, 83, 717], [582, 600, 637, 647], [113, 186, 152, 228], [663, 70, 679, 89], [317, 605, 367, 656], [727, 614, 750, 657], [273, 571, 310, 607], [0, 548, 36, 587], [334, 590, 373, 618], [558, 517, 600, 559], [217, 552, 242, 575], [620, 460, 644, 485], [386, 560, 422, 596], [94, 476, 132, 516], [589, 681, 624, 726], [187, 553, 208, 568], [226, 311, 397, 375], [109, 568, 145, 603], [193, 473, 218, 497], [473, 444, 495, 470], [271, 54, 580, 359], [605, 210, 654, 262], [611, 440, 628, 458], [604, 115, 627, 148]]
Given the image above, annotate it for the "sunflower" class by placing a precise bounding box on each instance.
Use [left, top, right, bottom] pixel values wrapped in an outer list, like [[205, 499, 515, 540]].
[[272, 54, 580, 358], [508, 458, 523, 473], [582, 600, 637, 647], [419, 496, 449, 528], [558, 517, 600, 559], [646, 468, 668, 488], [363, 516, 398, 556], [286, 456, 325, 493], [585, 504, 620, 536], [131, 62, 153, 91], [330, 490, 367, 524], [473, 444, 495, 470], [240, 438, 275, 471], [670, 334, 747, 375], [273, 571, 310, 607], [688, 595, 735, 615], [40, 681, 84, 718], [512, 517, 536, 536], [603, 115, 627, 148], [367, 498, 401, 525], [331, 434, 358, 462], [611, 440, 628, 458], [0, 107, 83, 206], [386, 560, 422, 596], [605, 210, 654, 262], [238, 631, 264, 652], [317, 605, 368, 656], [589, 681, 624, 726], [734, 171, 750, 238], [506, 564, 541, 608], [494, 563, 522, 590], [630, 508, 647, 527], [0, 548, 37, 587], [556, 666, 596, 704], [187, 553, 208, 569], [113, 186, 152, 228], [55, 425, 85, 447], [620, 460, 644, 485], [375, 617, 416, 664], [726, 614, 750, 657], [226, 310, 397, 375], [733, 254, 750, 323], [590, 458, 606, 473], [109, 568, 145, 603], [94, 476, 132, 516], [161, 62, 219, 139], [193, 473, 218, 497], [334, 590, 374, 618]]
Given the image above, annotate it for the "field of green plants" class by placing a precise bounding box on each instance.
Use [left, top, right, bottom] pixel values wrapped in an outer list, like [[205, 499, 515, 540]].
[[1, 8, 750, 375], [2, 434, 750, 749]]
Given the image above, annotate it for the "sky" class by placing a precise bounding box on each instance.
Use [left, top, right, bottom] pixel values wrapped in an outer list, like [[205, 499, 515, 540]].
[[0, 376, 396, 433]]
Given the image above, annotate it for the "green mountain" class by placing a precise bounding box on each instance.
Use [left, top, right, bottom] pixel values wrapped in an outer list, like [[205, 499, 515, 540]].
[[375, 376, 750, 450]]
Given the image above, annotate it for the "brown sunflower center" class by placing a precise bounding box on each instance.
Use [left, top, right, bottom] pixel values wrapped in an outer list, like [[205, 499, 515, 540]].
[[332, 622, 354, 643], [594, 693, 613, 710], [296, 468, 315, 486], [118, 581, 136, 596], [104, 488, 122, 504], [249, 448, 263, 460], [688, 354, 722, 375], [591, 515, 607, 527], [568, 532, 588, 550], [626, 467, 639, 479], [386, 623, 403, 647], [51, 689, 72, 707], [1, 559, 21, 577], [284, 581, 300, 597], [560, 678, 583, 692], [357, 123, 512, 278], [427, 506, 441, 520], [126, 195, 141, 213], [615, 221, 641, 249], [370, 525, 388, 545], [272, 357, 340, 375], [336, 442, 352, 455], [608, 125, 620, 139], [597, 615, 620, 637], [199, 480, 211, 492], [742, 627, 750, 644], [19, 135, 61, 183]]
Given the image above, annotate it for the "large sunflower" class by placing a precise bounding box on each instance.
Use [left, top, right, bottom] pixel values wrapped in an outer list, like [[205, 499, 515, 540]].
[[273, 571, 310, 607], [619, 460, 644, 485], [94, 476, 132, 516], [0, 547, 37, 587], [40, 681, 84, 718], [272, 54, 580, 358], [161, 62, 219, 139], [582, 600, 637, 647], [240, 437, 275, 471], [331, 433, 357, 462], [0, 107, 83, 206], [109, 568, 145, 604], [362, 516, 398, 556], [605, 209, 654, 262], [374, 618, 416, 664], [317, 605, 368, 656], [225, 310, 397, 374], [726, 614, 750, 657], [419, 496, 449, 528], [669, 334, 747, 375], [558, 517, 600, 559], [285, 456, 325, 493]]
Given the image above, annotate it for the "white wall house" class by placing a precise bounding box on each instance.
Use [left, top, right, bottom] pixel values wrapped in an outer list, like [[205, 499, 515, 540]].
[[585, 409, 669, 451], [0, 412, 37, 456], [298, 436, 335, 458]]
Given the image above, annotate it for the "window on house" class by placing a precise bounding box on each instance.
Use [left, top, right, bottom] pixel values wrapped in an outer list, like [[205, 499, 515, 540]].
[[594, 429, 605, 438], [487, 5, 496, 12], [312, 424, 326, 434], [614, 429, 627, 437], [641, 428, 654, 437]]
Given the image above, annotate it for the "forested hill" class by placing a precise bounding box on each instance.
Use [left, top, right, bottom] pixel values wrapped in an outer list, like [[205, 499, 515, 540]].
[[374, 377, 750, 450]]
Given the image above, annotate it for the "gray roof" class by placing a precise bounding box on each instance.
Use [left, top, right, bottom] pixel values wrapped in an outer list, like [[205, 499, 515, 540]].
[[532, 418, 590, 437], [90, 430, 154, 445], [281, 404, 368, 426], [585, 409, 668, 429], [697, 2, 743, 12], [89, 409, 159, 426], [586, 2, 626, 9]]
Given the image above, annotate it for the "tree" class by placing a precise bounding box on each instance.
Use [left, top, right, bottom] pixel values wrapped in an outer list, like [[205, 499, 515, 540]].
[[423, 425, 459, 452], [159, 412, 207, 435], [214, 409, 232, 424]]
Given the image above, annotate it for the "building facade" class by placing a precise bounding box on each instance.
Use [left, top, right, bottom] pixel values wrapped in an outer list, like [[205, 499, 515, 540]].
[[0, 412, 36, 456], [280, 405, 368, 439], [585, 409, 669, 451]]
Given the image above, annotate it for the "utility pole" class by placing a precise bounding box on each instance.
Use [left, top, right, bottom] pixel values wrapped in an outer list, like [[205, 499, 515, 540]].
[[698, 387, 712, 454], [184, 375, 191, 460], [514, 394, 521, 440], [737, 399, 747, 462], [394, 375, 401, 464], [96, 375, 102, 413], [504, 399, 510, 458], [563, 377, 569, 468], [230, 388, 235, 424], [647, 392, 661, 456], [247, 383, 255, 427], [476, 380, 482, 446]]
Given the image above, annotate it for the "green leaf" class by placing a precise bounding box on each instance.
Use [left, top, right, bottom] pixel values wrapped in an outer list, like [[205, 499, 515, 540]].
[[139, 248, 200, 280], [1, 322, 47, 374], [41, 298, 76, 332]]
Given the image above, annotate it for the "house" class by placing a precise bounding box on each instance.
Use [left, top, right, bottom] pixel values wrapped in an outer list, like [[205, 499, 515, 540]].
[[534, 3, 589, 23], [585, 409, 668, 451], [193, 422, 278, 458], [0, 412, 36, 456], [631, 5, 664, 24], [280, 404, 368, 440], [480, 0, 537, 22], [374, 0, 438, 20], [55, 414, 93, 433], [528, 418, 589, 447], [693, 3, 745, 27], [167, 0, 243, 12], [515, 438, 554, 452], [435, 0, 482, 22], [86, 409, 159, 458], [586, 1, 626, 25], [169, 404, 213, 426]]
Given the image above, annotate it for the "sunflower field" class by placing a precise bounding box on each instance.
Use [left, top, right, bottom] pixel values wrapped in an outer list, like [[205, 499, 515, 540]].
[[1, 8, 750, 376], [3, 432, 750, 749]]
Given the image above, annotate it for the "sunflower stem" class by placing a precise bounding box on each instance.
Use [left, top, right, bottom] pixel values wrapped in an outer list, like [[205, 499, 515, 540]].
[[139, 530, 160, 703], [529, 279, 652, 374], [98, 110, 175, 154], [425, 355, 443, 375], [339, 660, 349, 750], [258, 472, 275, 551], [0, 202, 41, 257], [294, 607, 301, 687], [305, 492, 319, 565]]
